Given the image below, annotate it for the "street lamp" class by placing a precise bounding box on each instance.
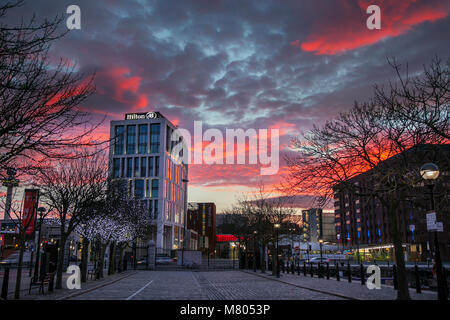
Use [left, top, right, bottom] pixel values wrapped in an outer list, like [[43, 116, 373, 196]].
[[274, 223, 281, 278], [181, 178, 189, 267], [253, 230, 257, 272], [231, 242, 236, 269], [319, 239, 323, 259], [420, 162, 447, 301], [33, 207, 46, 282]]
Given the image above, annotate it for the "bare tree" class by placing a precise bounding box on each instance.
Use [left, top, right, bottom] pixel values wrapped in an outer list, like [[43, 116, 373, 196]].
[[0, 1, 103, 176], [32, 149, 108, 289], [376, 57, 450, 141]]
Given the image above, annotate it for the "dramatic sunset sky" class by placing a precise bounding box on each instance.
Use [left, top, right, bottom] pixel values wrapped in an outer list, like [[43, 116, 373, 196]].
[[4, 0, 450, 212]]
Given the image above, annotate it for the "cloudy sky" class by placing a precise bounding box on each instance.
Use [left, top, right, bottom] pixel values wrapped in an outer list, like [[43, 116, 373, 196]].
[[4, 0, 450, 211]]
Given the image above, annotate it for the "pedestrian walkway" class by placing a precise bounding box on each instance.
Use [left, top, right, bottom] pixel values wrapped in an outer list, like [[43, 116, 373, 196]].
[[241, 270, 438, 300], [16, 270, 137, 300]]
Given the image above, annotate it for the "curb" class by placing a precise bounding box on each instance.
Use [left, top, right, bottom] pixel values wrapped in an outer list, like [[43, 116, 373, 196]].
[[240, 270, 358, 300]]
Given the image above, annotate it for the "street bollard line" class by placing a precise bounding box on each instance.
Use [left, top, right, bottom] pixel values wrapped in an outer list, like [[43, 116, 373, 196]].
[[125, 279, 154, 300]]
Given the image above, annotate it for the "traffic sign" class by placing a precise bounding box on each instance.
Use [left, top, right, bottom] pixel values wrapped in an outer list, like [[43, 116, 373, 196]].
[[426, 212, 436, 223]]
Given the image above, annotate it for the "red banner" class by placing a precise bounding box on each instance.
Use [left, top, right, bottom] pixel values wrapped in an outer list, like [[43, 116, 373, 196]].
[[22, 189, 39, 235]]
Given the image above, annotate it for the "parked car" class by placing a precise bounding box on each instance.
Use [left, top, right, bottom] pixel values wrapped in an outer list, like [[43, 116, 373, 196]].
[[0, 251, 32, 266], [308, 257, 331, 264], [155, 254, 175, 264]]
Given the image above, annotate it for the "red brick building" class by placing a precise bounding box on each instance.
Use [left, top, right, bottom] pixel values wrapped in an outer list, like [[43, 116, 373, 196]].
[[187, 202, 216, 251]]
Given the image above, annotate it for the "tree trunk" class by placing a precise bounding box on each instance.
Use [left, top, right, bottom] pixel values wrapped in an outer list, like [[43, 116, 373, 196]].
[[80, 237, 89, 283], [260, 243, 266, 273], [98, 243, 108, 278], [13, 236, 25, 299], [117, 245, 124, 272], [108, 242, 116, 275], [55, 233, 68, 289], [272, 243, 276, 276], [388, 203, 411, 300]]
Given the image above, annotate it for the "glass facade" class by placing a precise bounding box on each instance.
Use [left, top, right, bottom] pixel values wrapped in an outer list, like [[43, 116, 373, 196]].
[[114, 126, 124, 155], [148, 157, 154, 176], [127, 158, 132, 177], [151, 179, 159, 198], [141, 157, 147, 177], [127, 125, 136, 154], [113, 158, 120, 178], [150, 123, 160, 153], [110, 117, 187, 251], [134, 157, 139, 177], [135, 179, 144, 198], [138, 124, 148, 154]]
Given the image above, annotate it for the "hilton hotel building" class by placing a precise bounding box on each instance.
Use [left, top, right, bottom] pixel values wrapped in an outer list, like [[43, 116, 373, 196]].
[[108, 111, 188, 253]]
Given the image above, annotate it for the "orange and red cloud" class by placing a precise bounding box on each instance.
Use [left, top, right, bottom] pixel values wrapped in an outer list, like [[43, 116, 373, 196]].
[[292, 0, 450, 55]]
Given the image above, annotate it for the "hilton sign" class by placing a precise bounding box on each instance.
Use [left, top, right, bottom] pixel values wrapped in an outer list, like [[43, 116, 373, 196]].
[[125, 112, 159, 120]]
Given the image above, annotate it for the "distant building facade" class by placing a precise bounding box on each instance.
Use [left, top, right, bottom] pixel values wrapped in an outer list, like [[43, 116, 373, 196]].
[[301, 208, 336, 243], [187, 202, 216, 251]]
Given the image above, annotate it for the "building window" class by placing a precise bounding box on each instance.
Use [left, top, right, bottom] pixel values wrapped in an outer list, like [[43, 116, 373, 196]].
[[154, 199, 158, 219], [126, 125, 136, 154], [134, 157, 139, 177], [121, 158, 125, 177], [114, 126, 124, 155], [113, 158, 120, 178], [135, 180, 144, 199], [155, 156, 159, 176], [127, 158, 133, 178], [150, 123, 160, 153], [148, 157, 154, 176], [138, 124, 148, 154], [151, 179, 159, 198], [141, 157, 147, 177]]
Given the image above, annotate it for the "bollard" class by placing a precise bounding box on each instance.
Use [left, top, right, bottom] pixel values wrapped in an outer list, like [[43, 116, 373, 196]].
[[310, 262, 313, 277], [347, 262, 352, 283], [443, 267, 449, 298], [326, 262, 330, 279], [360, 263, 365, 285], [1, 267, 10, 300], [414, 264, 421, 294], [303, 261, 307, 276], [48, 273, 54, 292], [393, 264, 398, 290], [336, 262, 340, 281], [297, 261, 300, 276], [318, 263, 322, 278]]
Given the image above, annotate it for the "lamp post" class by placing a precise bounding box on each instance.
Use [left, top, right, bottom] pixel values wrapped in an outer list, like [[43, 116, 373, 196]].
[[231, 242, 236, 269], [33, 207, 46, 282], [253, 230, 257, 272], [319, 239, 323, 260], [181, 178, 189, 267], [420, 163, 447, 301], [274, 223, 280, 278]]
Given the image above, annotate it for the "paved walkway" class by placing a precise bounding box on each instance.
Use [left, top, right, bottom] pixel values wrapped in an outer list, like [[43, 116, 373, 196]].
[[242, 270, 438, 300]]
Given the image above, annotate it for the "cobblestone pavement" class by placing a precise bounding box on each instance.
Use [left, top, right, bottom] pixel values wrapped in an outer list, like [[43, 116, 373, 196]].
[[68, 270, 344, 300], [243, 270, 438, 300], [19, 269, 439, 300]]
